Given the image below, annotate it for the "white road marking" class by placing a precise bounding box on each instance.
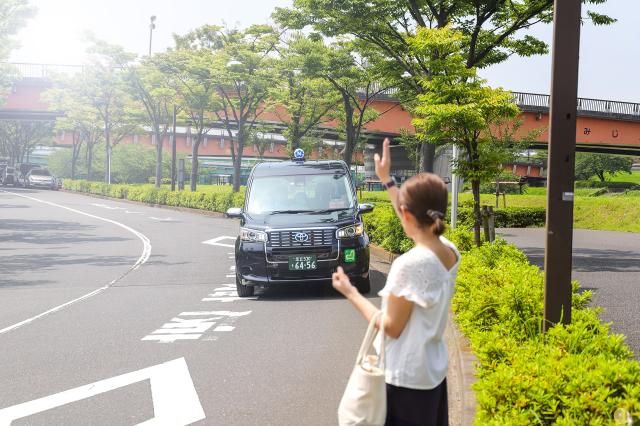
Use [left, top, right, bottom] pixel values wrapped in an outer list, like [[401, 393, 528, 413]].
[[142, 311, 252, 343], [202, 236, 236, 248], [90, 202, 125, 210], [179, 311, 251, 317], [142, 334, 201, 343], [149, 216, 174, 222], [125, 210, 143, 214], [0, 358, 205, 425], [226, 274, 236, 278], [0, 191, 152, 335]]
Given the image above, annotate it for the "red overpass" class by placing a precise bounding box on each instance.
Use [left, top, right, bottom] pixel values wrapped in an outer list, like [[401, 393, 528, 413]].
[[1, 63, 640, 156]]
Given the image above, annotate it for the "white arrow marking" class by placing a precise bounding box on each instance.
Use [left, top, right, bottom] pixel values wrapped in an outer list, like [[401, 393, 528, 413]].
[[0, 358, 205, 425], [202, 236, 236, 248], [149, 216, 174, 222]]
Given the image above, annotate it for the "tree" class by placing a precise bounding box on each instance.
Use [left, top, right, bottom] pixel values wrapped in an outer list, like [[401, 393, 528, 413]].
[[75, 40, 140, 183], [162, 37, 220, 191], [268, 33, 339, 153], [275, 0, 614, 171], [0, 120, 53, 165], [411, 28, 528, 246], [0, 0, 35, 104], [44, 75, 106, 180], [575, 153, 634, 182], [181, 25, 279, 192], [299, 37, 390, 167], [89, 37, 175, 188]]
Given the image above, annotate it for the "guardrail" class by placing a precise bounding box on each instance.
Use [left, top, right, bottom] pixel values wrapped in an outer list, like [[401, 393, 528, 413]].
[[513, 92, 640, 121], [4, 62, 84, 78]]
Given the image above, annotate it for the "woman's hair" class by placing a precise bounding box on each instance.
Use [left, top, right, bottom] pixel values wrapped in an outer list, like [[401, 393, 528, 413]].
[[398, 173, 448, 236]]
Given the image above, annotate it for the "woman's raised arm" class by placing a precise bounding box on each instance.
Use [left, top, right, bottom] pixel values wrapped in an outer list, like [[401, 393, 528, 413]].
[[374, 138, 401, 219]]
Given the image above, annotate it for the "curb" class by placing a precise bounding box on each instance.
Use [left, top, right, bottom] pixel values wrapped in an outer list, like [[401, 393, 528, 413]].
[[60, 189, 228, 218], [369, 244, 477, 426]]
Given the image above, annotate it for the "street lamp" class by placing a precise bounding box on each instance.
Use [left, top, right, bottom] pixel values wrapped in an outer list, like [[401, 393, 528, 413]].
[[148, 15, 156, 56]]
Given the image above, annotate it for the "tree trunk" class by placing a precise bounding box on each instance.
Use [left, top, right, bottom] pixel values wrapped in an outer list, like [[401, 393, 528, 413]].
[[155, 127, 163, 188], [86, 144, 93, 181], [472, 179, 482, 247], [190, 136, 201, 192], [104, 111, 110, 184], [420, 142, 435, 173], [232, 127, 244, 193], [232, 155, 241, 193], [342, 97, 355, 167]]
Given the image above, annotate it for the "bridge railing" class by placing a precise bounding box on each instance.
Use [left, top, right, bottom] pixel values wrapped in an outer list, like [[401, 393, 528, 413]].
[[5, 62, 84, 79], [513, 91, 640, 121]]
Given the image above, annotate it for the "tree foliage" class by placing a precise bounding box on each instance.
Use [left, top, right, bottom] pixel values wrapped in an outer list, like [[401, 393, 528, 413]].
[[575, 153, 634, 182], [274, 0, 615, 170], [411, 28, 527, 246]]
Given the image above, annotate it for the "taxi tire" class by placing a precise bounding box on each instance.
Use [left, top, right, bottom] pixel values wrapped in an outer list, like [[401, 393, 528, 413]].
[[236, 274, 255, 297], [355, 276, 371, 294]]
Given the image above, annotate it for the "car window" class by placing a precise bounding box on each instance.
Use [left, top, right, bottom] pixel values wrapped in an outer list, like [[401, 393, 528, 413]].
[[246, 173, 355, 214], [31, 170, 50, 176]]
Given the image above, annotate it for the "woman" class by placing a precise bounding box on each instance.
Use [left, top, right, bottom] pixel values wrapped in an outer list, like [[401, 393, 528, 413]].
[[332, 138, 460, 426]]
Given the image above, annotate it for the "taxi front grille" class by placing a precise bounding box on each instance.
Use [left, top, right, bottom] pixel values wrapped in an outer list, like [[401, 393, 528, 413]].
[[269, 229, 334, 248]]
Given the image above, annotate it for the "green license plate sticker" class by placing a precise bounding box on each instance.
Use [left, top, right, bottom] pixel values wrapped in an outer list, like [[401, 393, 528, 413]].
[[288, 255, 317, 271], [344, 249, 356, 263]]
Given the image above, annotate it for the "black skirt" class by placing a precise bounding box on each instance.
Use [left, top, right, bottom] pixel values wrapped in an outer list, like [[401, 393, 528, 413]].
[[385, 379, 448, 426]]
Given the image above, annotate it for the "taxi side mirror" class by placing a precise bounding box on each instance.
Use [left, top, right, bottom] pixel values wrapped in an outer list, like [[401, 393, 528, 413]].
[[358, 203, 374, 214], [226, 207, 243, 218]]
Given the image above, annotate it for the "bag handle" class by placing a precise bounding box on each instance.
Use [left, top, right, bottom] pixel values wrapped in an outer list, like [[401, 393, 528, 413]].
[[355, 310, 385, 369]]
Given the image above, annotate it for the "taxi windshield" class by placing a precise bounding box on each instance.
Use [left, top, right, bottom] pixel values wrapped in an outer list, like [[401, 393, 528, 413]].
[[246, 173, 355, 214]]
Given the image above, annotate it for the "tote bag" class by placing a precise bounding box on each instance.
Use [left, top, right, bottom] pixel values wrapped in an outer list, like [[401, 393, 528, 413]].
[[338, 311, 386, 426]]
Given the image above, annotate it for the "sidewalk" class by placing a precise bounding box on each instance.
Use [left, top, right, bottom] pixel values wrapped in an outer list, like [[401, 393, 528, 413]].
[[369, 245, 477, 426]]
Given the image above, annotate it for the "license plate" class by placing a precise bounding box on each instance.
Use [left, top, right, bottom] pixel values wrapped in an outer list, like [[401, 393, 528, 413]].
[[288, 255, 317, 271]]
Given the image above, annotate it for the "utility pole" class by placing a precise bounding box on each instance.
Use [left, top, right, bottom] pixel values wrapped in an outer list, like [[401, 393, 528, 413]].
[[148, 15, 156, 56], [543, 0, 582, 330], [171, 104, 177, 191]]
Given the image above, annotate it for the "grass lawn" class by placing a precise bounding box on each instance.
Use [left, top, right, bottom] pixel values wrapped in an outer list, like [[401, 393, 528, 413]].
[[603, 170, 640, 184], [359, 189, 640, 233]]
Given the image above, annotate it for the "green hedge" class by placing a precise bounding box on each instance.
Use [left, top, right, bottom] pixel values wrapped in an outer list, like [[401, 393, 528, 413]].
[[458, 206, 546, 228], [576, 180, 637, 189], [454, 240, 640, 424], [63, 180, 245, 212]]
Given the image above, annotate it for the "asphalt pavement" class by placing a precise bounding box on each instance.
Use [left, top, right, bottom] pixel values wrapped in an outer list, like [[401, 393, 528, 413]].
[[0, 188, 386, 425], [498, 228, 640, 358]]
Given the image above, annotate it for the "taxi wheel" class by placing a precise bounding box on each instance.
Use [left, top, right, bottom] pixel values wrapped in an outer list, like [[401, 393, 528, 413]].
[[355, 276, 371, 294], [236, 274, 255, 297]]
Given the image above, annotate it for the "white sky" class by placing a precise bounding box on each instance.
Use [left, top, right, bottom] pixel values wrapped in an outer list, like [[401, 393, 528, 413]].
[[9, 0, 639, 102]]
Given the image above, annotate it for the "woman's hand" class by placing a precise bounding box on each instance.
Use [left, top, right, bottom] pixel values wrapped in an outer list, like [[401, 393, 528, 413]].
[[374, 138, 392, 183], [332, 266, 357, 298]]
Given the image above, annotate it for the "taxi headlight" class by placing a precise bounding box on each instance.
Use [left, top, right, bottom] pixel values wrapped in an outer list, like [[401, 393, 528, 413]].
[[240, 228, 267, 242], [336, 223, 364, 239]]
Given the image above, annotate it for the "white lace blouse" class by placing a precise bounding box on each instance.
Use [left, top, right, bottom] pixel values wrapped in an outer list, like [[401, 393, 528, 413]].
[[378, 236, 461, 390]]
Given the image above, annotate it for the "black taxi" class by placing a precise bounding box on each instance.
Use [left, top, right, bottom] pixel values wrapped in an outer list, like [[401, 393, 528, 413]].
[[226, 151, 374, 297]]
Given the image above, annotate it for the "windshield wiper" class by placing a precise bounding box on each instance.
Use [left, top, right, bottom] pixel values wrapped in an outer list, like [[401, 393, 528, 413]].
[[268, 210, 315, 215], [309, 208, 353, 214]]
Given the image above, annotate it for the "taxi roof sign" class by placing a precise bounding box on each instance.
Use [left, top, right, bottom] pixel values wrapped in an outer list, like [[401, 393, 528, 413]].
[[293, 148, 305, 160]]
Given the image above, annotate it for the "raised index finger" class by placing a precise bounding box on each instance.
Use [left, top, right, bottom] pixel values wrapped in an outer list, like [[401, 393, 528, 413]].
[[383, 138, 391, 162]]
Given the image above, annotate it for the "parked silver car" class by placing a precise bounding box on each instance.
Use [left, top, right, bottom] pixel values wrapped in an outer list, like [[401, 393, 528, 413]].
[[24, 169, 58, 190]]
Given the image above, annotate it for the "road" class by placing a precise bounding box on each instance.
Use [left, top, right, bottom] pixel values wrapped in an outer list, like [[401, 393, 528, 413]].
[[498, 228, 640, 359], [0, 188, 388, 426]]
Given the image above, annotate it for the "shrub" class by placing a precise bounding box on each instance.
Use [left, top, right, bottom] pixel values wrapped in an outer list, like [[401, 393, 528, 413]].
[[457, 206, 546, 228], [454, 240, 640, 424], [575, 180, 637, 189], [63, 180, 242, 213]]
